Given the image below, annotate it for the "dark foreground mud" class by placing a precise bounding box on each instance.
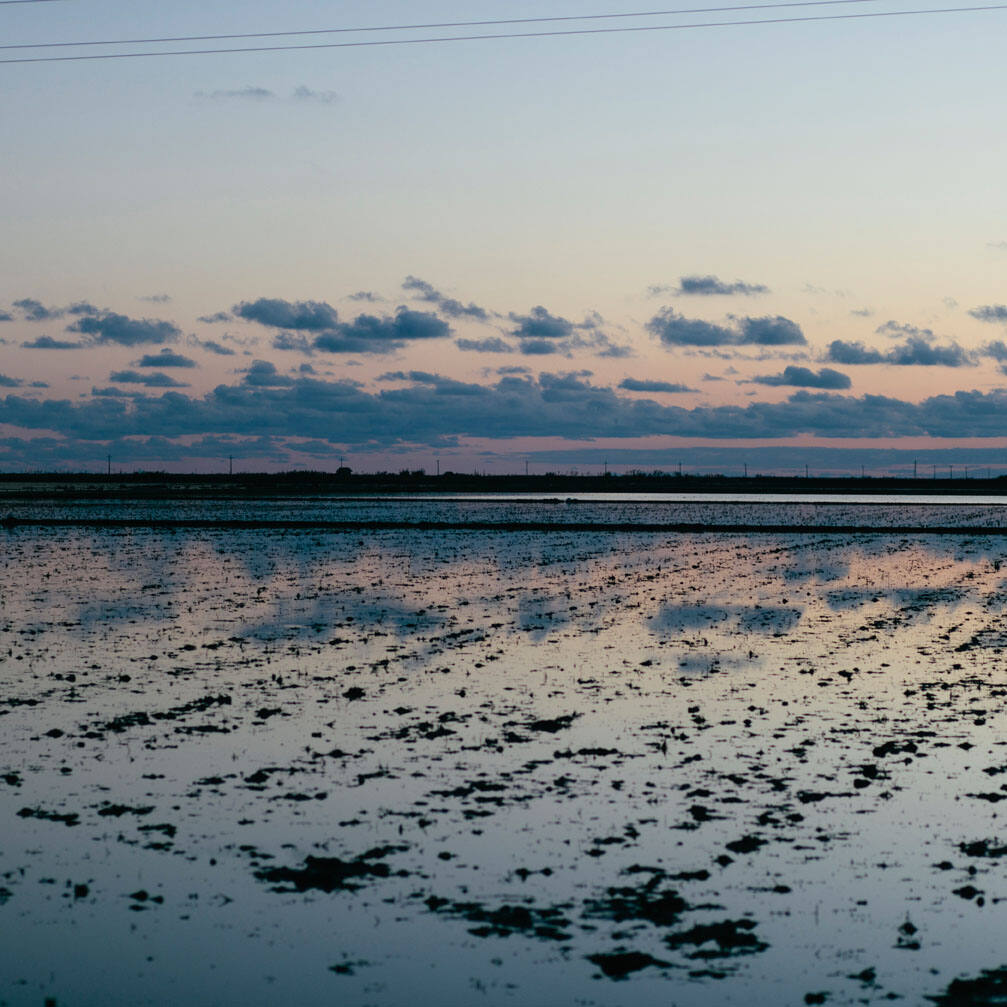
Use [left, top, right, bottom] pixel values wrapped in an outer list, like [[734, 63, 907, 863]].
[[4, 519, 1007, 1004]]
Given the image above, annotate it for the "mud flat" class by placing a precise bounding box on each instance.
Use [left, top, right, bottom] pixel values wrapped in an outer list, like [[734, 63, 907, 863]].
[[4, 514, 1007, 1005]]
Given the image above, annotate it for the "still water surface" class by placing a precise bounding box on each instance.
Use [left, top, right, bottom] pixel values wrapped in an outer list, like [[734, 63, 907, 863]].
[[2, 514, 1007, 1004]]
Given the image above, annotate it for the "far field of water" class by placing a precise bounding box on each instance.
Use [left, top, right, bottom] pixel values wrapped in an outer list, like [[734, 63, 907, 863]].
[[8, 491, 1007, 527]]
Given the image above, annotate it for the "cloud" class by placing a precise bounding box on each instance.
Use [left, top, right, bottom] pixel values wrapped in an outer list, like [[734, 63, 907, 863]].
[[194, 85, 338, 104], [826, 337, 972, 367], [824, 340, 883, 365], [234, 298, 340, 331], [292, 85, 339, 103], [646, 311, 735, 346], [0, 310, 13, 322], [970, 304, 1007, 324], [22, 336, 84, 350], [876, 320, 936, 341], [14, 298, 61, 321], [12, 371, 1007, 449], [750, 365, 852, 389], [672, 275, 769, 296], [736, 315, 805, 346], [402, 276, 489, 320], [455, 336, 514, 353], [272, 332, 314, 353], [347, 291, 381, 302], [619, 378, 693, 393], [108, 370, 188, 388], [597, 343, 633, 359], [509, 305, 577, 341], [507, 305, 628, 357], [198, 311, 232, 324], [312, 309, 450, 354], [91, 386, 144, 399], [139, 294, 171, 304], [984, 340, 1007, 362], [988, 241, 1007, 251], [646, 309, 806, 347], [234, 299, 453, 355], [70, 311, 181, 346], [137, 349, 196, 369], [195, 86, 276, 101], [0, 373, 22, 388], [379, 371, 486, 396], [194, 338, 236, 356], [242, 360, 295, 387], [66, 301, 100, 316], [519, 338, 565, 356]]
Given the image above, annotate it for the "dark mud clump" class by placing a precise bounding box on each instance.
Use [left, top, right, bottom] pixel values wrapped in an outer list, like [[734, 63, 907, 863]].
[[424, 896, 573, 940], [17, 806, 79, 827], [588, 950, 670, 979], [665, 919, 768, 958], [927, 965, 1007, 1005], [583, 873, 689, 927], [256, 845, 408, 893], [960, 839, 1007, 859]]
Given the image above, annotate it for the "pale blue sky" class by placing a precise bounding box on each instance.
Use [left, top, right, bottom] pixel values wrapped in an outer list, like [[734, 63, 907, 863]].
[[2, 0, 1006, 472]]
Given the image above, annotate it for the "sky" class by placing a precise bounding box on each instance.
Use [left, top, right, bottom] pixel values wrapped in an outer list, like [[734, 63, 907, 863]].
[[2, 0, 1007, 475]]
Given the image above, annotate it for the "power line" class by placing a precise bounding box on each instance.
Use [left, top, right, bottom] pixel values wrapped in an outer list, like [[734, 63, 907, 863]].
[[1, 2, 1005, 62], [0, 0, 66, 4], [0, 0, 889, 49]]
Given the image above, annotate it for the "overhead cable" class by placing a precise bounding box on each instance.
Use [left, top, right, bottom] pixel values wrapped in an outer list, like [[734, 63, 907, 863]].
[[2, 3, 1006, 63], [0, 0, 890, 49]]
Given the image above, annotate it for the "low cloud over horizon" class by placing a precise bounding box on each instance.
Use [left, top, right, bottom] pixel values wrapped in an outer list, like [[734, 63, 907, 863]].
[[3, 276, 1007, 469]]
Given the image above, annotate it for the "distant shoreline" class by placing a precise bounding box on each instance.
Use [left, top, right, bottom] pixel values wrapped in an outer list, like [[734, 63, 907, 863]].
[[2, 470, 1007, 499]]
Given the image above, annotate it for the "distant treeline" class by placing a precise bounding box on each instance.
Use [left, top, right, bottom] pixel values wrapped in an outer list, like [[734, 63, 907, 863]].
[[2, 469, 1007, 497]]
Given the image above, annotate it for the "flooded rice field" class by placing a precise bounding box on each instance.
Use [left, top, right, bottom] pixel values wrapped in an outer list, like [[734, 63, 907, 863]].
[[5, 506, 1007, 1004], [7, 492, 1007, 529]]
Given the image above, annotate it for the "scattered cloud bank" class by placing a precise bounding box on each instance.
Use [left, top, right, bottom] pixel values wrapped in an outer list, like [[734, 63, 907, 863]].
[[4, 372, 1007, 453], [9, 279, 1007, 467], [194, 85, 338, 103], [108, 370, 189, 388], [619, 378, 693, 393], [970, 304, 1007, 324], [193, 338, 236, 356], [402, 277, 490, 320], [232, 298, 451, 354], [647, 309, 806, 348], [649, 275, 768, 297], [749, 366, 852, 389], [137, 350, 196, 369], [22, 336, 84, 350], [826, 337, 972, 367], [506, 306, 630, 357]]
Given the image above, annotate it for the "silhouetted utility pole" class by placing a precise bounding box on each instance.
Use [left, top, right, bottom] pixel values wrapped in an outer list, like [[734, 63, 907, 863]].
[[744, 462, 748, 478], [229, 455, 233, 476], [107, 454, 111, 477]]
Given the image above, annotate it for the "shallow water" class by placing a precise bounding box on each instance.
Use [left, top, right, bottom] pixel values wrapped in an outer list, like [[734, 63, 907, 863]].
[[4, 515, 1007, 1005], [6, 492, 1007, 527]]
